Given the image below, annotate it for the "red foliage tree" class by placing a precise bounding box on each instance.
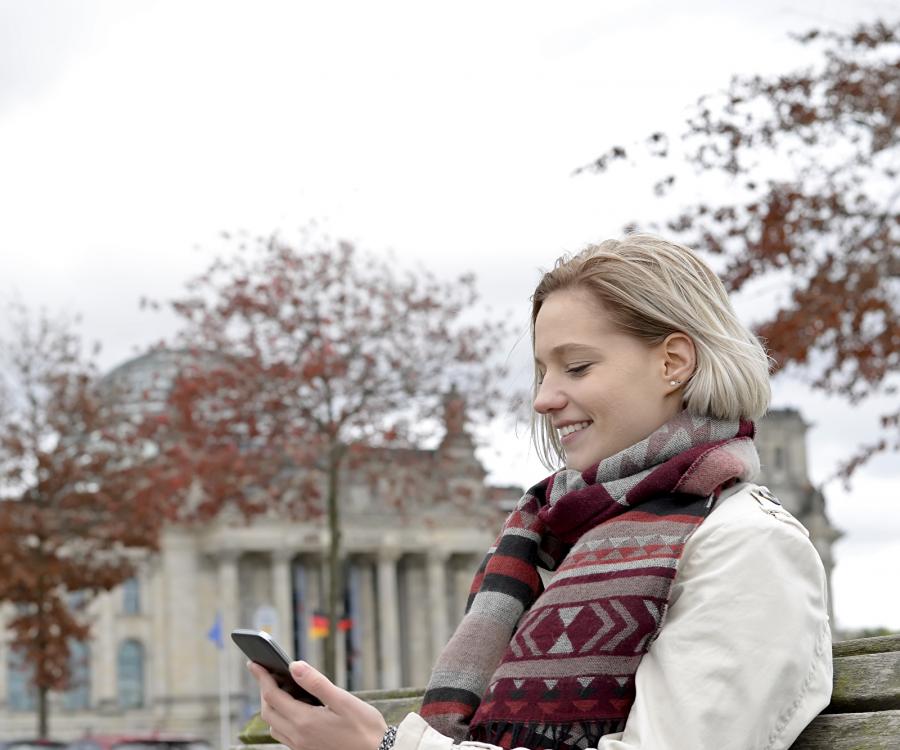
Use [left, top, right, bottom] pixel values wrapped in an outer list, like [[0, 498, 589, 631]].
[[149, 231, 513, 679], [577, 19, 900, 479], [0, 306, 163, 736]]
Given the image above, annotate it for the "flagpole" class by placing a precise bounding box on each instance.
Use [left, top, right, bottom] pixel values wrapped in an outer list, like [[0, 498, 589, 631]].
[[219, 642, 230, 750], [208, 611, 230, 750]]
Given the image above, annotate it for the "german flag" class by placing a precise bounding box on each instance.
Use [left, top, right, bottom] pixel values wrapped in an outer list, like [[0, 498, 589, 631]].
[[309, 612, 352, 639], [309, 613, 328, 639]]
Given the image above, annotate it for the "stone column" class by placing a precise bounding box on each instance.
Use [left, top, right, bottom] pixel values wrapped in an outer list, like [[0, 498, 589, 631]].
[[149, 558, 169, 724], [271, 550, 295, 654], [377, 550, 401, 689], [0, 604, 9, 705], [402, 555, 430, 686], [357, 559, 378, 690], [217, 548, 241, 718], [302, 555, 324, 671], [427, 550, 450, 663], [94, 589, 116, 708], [293, 563, 309, 663], [163, 532, 201, 719], [321, 555, 347, 687]]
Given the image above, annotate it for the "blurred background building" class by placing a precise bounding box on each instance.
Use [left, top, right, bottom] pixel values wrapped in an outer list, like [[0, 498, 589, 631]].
[[0, 353, 839, 741]]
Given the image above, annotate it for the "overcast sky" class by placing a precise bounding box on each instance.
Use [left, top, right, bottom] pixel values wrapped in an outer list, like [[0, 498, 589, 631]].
[[1, 0, 898, 631]]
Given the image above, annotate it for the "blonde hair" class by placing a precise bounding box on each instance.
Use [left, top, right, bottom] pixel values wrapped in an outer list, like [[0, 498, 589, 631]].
[[531, 233, 771, 469]]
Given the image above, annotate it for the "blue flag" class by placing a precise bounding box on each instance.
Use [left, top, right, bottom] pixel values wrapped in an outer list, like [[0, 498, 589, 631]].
[[207, 611, 223, 650]]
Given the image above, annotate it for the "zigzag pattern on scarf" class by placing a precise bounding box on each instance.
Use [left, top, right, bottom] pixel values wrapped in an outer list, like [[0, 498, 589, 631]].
[[466, 493, 710, 748]]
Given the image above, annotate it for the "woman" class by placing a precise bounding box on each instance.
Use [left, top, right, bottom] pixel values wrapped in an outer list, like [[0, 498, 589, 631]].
[[249, 234, 833, 750]]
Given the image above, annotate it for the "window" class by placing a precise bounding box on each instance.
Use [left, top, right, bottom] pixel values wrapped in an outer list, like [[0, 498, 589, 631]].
[[7, 648, 36, 711], [117, 639, 145, 708], [62, 639, 91, 710], [122, 576, 141, 615]]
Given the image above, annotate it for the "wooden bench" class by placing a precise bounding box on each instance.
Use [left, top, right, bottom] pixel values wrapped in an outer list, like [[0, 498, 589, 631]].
[[237, 635, 900, 749], [791, 634, 900, 749]]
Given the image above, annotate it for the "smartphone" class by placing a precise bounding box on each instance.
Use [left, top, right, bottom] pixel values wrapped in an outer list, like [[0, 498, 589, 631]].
[[231, 628, 323, 706]]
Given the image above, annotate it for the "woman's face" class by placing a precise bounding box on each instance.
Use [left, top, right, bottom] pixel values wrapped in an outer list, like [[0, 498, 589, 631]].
[[533, 288, 683, 472]]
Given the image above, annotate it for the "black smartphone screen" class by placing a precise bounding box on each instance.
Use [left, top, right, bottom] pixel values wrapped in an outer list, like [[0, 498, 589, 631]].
[[231, 629, 323, 706]]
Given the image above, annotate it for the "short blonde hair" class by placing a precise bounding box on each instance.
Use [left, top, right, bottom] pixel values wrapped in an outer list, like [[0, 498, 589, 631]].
[[531, 233, 771, 469]]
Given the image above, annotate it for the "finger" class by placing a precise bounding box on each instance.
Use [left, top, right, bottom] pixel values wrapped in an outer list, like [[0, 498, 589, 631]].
[[288, 660, 345, 709], [267, 727, 288, 749], [247, 662, 303, 722], [247, 661, 278, 691], [268, 718, 301, 750], [256, 687, 295, 745]]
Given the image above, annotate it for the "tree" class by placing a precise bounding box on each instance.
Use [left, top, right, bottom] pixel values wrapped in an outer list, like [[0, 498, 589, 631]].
[[577, 19, 900, 479], [0, 306, 163, 737], [151, 231, 512, 679]]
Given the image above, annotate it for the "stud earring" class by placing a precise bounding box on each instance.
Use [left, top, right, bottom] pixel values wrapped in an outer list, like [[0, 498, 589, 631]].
[[669, 379, 682, 386]]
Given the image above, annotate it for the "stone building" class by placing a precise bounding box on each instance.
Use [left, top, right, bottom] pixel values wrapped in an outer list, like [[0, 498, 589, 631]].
[[0, 353, 839, 742], [752, 408, 842, 624], [0, 351, 518, 741]]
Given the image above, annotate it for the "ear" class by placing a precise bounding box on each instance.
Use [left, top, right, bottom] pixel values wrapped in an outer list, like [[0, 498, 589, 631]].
[[661, 332, 695, 389]]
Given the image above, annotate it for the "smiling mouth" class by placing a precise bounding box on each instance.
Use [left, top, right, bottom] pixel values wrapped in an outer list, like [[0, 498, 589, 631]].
[[558, 421, 592, 439]]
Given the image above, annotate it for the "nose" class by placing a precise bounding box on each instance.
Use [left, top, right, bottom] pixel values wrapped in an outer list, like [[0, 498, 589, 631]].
[[533, 374, 567, 414]]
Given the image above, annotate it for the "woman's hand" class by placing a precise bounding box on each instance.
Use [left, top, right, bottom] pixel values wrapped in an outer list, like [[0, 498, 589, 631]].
[[248, 660, 389, 750]]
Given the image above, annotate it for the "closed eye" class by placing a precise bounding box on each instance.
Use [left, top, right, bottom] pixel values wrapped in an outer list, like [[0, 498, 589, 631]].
[[537, 363, 591, 384]]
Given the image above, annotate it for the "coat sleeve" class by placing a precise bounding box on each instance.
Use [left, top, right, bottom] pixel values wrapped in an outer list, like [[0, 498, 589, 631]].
[[597, 495, 833, 750]]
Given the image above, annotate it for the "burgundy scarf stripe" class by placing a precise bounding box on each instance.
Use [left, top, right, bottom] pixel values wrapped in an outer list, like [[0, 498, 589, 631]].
[[422, 413, 760, 749], [419, 686, 482, 715]]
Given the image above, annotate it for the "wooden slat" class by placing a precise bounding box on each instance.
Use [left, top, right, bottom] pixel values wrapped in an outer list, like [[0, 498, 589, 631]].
[[367, 695, 426, 725], [833, 635, 900, 658], [354, 686, 425, 701], [828, 651, 900, 713], [790, 709, 900, 750]]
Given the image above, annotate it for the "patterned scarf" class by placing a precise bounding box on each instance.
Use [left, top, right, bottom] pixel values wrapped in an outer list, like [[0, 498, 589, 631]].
[[420, 412, 760, 749]]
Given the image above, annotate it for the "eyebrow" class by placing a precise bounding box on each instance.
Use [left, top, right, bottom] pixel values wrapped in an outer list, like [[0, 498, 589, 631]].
[[534, 343, 600, 366]]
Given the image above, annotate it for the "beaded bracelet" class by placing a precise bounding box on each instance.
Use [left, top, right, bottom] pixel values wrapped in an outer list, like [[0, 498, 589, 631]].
[[378, 725, 398, 750]]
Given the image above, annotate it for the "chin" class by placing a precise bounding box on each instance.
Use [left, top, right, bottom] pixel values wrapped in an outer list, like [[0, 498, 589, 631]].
[[565, 448, 607, 473], [564, 455, 596, 473]]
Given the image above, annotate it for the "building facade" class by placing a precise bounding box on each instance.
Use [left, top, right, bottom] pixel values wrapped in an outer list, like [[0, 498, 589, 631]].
[[752, 408, 842, 623], [0, 355, 840, 742]]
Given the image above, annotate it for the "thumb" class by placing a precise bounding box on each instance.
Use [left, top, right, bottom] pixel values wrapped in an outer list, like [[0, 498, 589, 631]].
[[289, 660, 343, 707]]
